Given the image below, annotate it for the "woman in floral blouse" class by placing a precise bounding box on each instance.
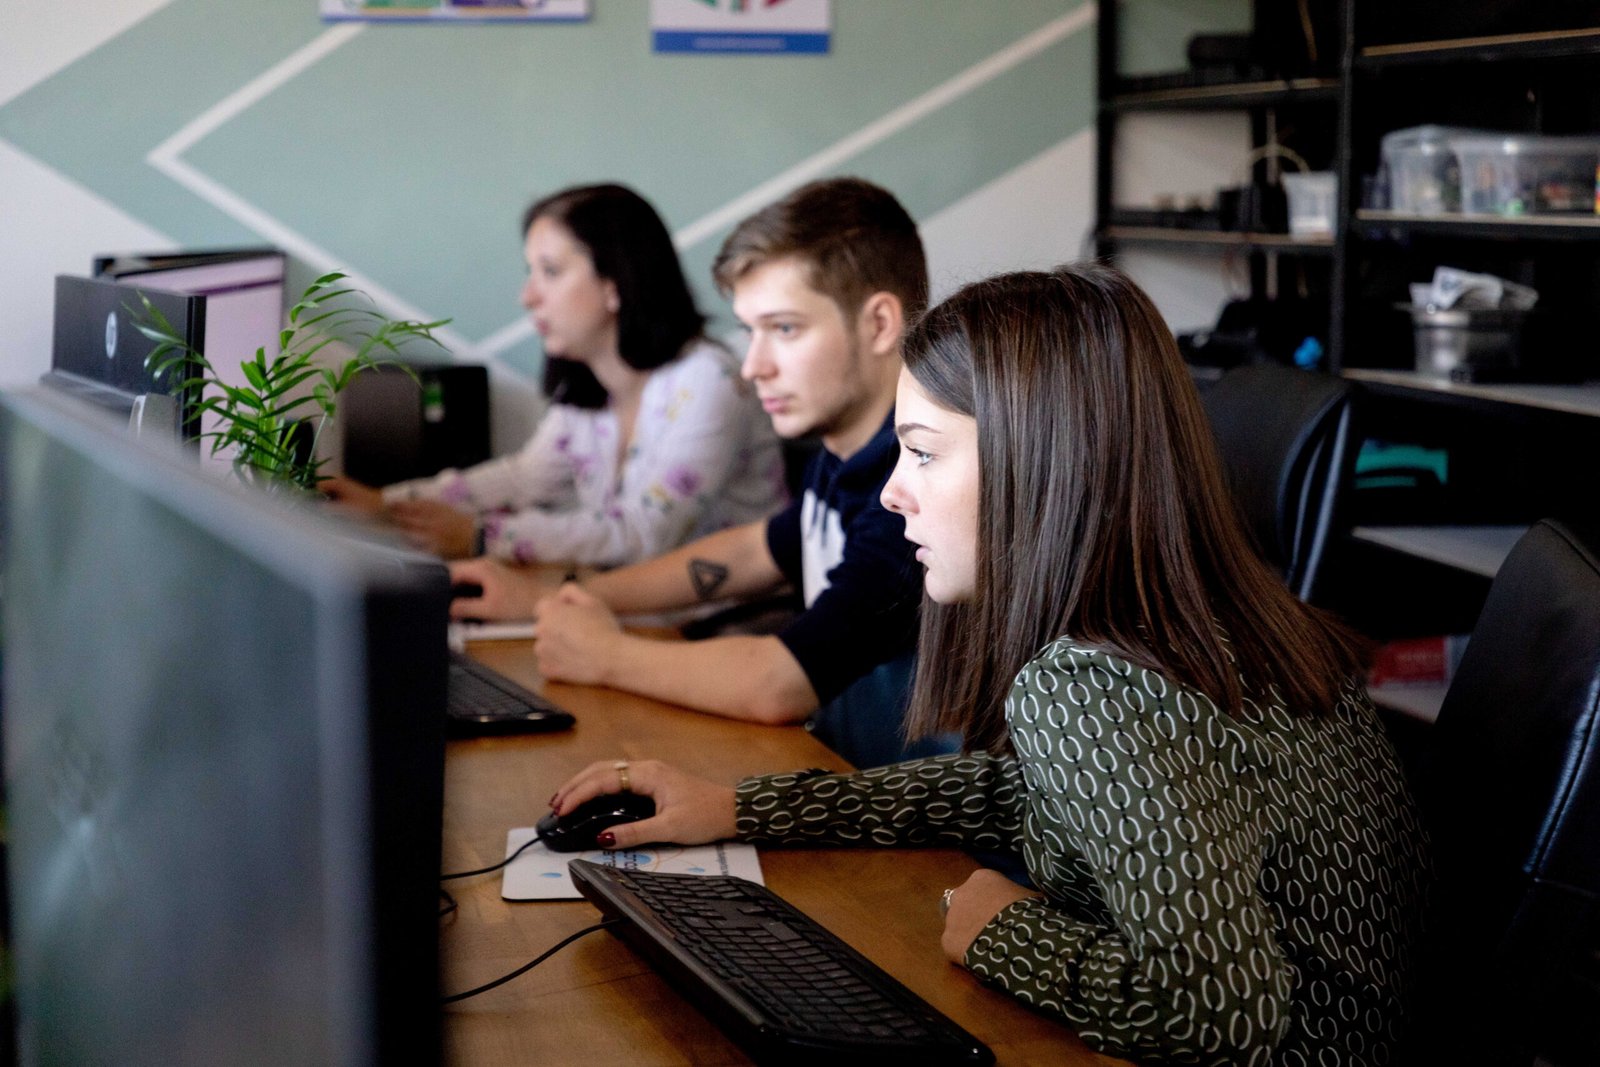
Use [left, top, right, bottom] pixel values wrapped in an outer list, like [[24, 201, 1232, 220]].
[[327, 184, 784, 566], [550, 265, 1430, 1065]]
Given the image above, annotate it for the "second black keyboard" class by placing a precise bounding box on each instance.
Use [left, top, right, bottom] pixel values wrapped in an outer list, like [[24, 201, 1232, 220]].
[[570, 859, 993, 1066], [446, 651, 574, 736]]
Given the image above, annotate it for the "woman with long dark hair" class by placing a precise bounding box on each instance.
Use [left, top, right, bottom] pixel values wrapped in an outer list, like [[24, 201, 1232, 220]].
[[327, 183, 784, 564], [548, 265, 1430, 1064]]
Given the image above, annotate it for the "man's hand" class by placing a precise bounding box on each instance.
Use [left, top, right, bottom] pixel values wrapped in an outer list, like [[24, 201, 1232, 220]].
[[388, 499, 477, 559], [447, 558, 544, 620], [940, 868, 1041, 963], [534, 584, 625, 686]]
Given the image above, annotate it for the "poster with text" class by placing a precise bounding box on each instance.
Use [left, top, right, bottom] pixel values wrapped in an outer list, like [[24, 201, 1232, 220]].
[[321, 0, 590, 23], [651, 0, 831, 55]]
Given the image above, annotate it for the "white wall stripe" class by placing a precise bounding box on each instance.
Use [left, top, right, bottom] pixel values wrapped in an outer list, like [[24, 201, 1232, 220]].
[[143, 23, 478, 355], [149, 24, 366, 160], [477, 315, 535, 358], [668, 3, 1096, 251], [140, 6, 1095, 361], [151, 152, 477, 355], [0, 0, 178, 109], [476, 1, 1098, 355]]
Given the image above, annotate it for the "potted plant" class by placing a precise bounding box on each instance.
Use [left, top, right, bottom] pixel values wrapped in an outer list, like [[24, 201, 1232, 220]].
[[132, 271, 449, 491]]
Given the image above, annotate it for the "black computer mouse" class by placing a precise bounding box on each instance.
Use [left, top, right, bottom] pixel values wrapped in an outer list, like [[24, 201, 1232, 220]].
[[536, 792, 657, 852]]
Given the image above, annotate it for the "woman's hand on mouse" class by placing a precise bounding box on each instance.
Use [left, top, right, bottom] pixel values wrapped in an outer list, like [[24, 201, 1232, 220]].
[[550, 759, 737, 849]]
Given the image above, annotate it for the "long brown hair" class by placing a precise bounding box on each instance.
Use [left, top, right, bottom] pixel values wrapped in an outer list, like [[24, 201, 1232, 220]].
[[903, 265, 1367, 754]]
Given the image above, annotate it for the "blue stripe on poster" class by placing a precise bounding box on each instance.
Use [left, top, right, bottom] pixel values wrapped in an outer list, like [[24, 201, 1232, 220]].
[[653, 31, 830, 54]]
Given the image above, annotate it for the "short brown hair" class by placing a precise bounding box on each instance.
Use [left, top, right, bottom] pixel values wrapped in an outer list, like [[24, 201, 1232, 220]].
[[902, 265, 1368, 754], [712, 177, 928, 322]]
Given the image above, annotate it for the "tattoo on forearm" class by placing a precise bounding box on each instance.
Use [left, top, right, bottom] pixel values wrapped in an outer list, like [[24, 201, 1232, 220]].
[[689, 558, 730, 601]]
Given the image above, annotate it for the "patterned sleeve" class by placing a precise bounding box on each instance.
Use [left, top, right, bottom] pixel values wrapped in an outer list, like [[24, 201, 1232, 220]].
[[381, 405, 574, 513], [962, 644, 1294, 1064], [734, 753, 1024, 850], [482, 348, 759, 567]]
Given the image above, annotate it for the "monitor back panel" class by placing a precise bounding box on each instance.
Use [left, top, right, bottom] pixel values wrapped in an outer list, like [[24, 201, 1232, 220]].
[[0, 389, 444, 1067], [47, 275, 205, 409]]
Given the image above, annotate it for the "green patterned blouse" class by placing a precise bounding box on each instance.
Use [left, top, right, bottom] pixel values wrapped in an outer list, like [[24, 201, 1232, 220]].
[[735, 638, 1431, 1066]]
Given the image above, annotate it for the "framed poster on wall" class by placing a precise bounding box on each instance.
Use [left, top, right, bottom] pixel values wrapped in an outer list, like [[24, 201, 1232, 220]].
[[321, 0, 590, 22], [651, 0, 830, 54]]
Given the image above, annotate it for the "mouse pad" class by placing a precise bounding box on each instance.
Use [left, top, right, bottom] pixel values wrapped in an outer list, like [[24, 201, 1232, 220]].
[[500, 829, 764, 900]]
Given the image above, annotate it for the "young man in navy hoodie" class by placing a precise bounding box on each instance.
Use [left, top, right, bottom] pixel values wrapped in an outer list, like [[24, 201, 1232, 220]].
[[450, 177, 933, 766]]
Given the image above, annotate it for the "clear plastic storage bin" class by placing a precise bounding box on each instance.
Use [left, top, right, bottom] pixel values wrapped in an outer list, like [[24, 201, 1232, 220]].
[[1382, 126, 1484, 215], [1283, 172, 1337, 235], [1451, 134, 1600, 216]]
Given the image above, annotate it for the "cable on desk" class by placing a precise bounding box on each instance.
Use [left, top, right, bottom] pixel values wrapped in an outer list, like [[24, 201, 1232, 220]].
[[441, 833, 543, 881], [441, 919, 619, 1004], [439, 887, 459, 918]]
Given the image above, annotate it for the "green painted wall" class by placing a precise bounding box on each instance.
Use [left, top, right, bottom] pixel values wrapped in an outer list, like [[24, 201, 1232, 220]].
[[3, 1, 1247, 388], [3, 1, 1094, 378]]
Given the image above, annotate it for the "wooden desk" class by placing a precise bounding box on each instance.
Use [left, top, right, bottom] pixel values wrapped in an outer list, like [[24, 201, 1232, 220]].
[[440, 641, 1126, 1067]]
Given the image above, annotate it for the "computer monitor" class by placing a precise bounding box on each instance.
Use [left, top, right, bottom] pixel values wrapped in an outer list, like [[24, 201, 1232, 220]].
[[0, 387, 447, 1066], [341, 362, 491, 486], [93, 249, 287, 416], [93, 251, 290, 469], [42, 274, 207, 441]]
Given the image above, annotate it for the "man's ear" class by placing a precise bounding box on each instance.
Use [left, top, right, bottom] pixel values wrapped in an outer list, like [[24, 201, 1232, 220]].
[[856, 291, 905, 358]]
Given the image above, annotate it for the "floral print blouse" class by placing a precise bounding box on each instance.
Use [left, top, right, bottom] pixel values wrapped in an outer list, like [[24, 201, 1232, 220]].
[[383, 340, 785, 566]]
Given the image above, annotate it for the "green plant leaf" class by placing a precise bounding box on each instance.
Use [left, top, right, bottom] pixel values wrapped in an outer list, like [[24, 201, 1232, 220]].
[[127, 271, 449, 491]]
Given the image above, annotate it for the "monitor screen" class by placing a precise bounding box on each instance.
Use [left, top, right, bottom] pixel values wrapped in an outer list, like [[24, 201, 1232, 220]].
[[0, 387, 446, 1066]]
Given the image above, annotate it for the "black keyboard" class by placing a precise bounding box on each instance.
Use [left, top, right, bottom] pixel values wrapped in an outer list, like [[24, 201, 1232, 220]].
[[446, 652, 574, 736], [569, 860, 993, 1066]]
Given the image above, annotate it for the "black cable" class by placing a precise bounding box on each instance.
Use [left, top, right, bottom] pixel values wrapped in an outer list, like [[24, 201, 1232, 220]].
[[441, 919, 619, 1004], [441, 833, 543, 881], [439, 886, 458, 918]]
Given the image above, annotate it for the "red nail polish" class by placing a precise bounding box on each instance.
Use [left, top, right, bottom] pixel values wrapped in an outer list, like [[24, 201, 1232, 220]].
[[596, 831, 616, 848]]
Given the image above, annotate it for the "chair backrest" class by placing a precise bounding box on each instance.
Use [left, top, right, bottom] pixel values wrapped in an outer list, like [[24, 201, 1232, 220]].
[[1199, 364, 1354, 600], [1404, 519, 1600, 1065]]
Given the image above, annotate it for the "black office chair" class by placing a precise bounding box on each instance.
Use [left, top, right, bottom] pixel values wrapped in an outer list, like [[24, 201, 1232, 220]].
[[1199, 363, 1354, 601], [1402, 519, 1600, 1066]]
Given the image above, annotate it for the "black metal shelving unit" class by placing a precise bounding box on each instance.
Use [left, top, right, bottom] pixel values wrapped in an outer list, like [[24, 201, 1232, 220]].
[[1098, 4, 1600, 720], [1095, 1, 1344, 325]]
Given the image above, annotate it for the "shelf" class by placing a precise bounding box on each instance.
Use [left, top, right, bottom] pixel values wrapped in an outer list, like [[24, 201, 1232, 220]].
[[1359, 26, 1600, 67], [1349, 524, 1527, 578], [1106, 77, 1339, 112], [1342, 368, 1600, 419], [1101, 226, 1334, 254], [1354, 210, 1600, 242], [1368, 682, 1446, 724]]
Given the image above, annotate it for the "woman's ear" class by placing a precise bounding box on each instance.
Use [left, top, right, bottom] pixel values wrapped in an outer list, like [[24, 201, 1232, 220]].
[[603, 280, 621, 314]]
